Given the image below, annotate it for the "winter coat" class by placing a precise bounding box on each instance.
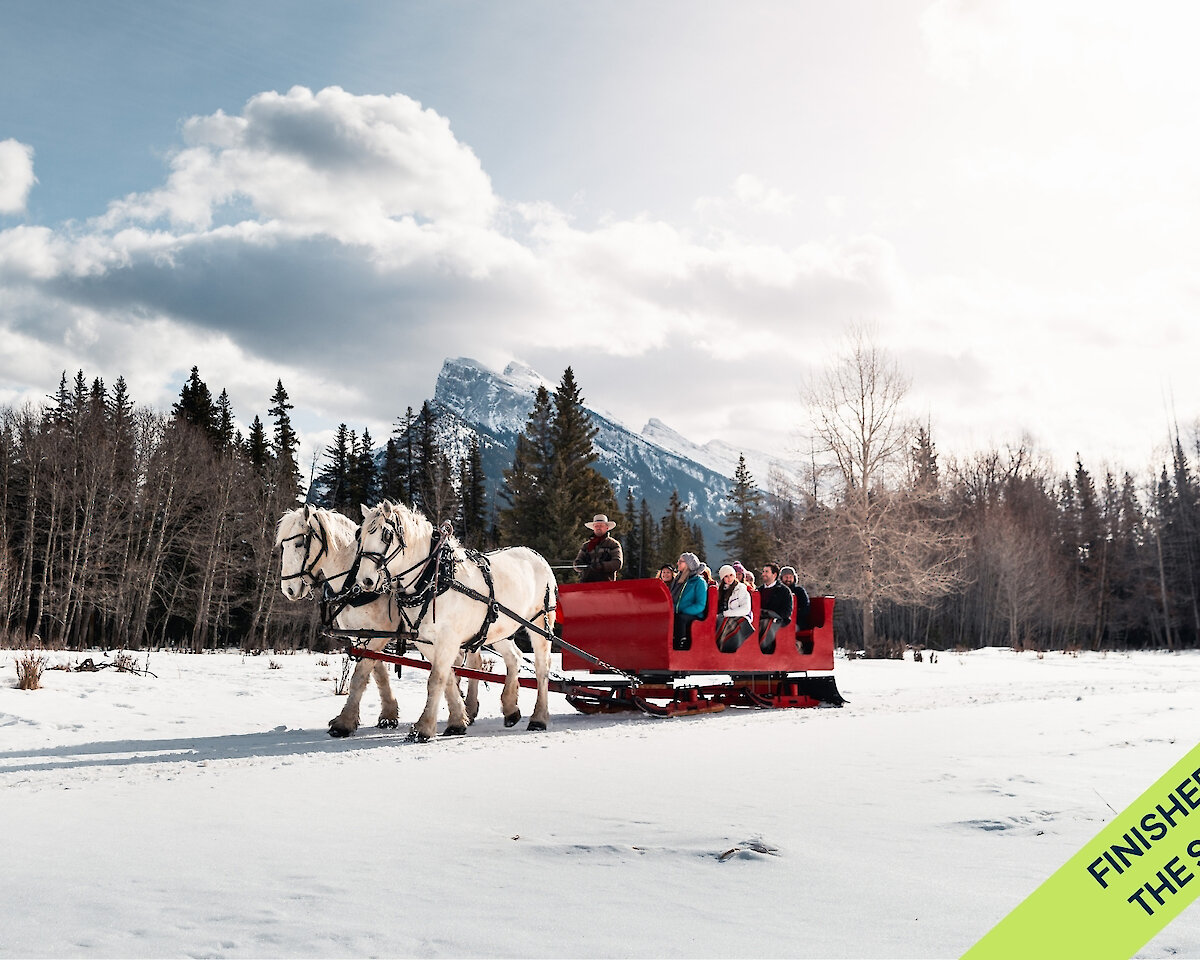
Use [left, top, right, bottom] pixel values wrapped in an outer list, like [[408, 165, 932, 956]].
[[717, 580, 752, 624], [574, 535, 623, 582], [674, 573, 708, 618], [788, 582, 811, 629], [758, 581, 794, 625]]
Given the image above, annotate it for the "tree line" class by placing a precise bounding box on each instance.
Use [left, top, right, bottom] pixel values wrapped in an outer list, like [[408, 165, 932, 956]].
[[2, 349, 1198, 656]]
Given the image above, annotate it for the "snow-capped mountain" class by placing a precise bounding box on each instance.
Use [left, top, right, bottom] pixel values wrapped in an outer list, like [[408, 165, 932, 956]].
[[429, 357, 740, 548], [639, 417, 805, 493]]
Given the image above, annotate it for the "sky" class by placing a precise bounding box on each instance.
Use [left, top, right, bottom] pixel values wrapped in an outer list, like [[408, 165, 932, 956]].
[[2, 0, 1199, 483]]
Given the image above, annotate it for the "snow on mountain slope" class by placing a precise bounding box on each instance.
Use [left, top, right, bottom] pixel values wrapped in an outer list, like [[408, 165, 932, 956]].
[[640, 416, 806, 493], [431, 358, 738, 545]]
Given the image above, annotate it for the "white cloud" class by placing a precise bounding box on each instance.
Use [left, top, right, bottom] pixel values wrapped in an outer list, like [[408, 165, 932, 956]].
[[694, 174, 799, 220], [0, 87, 907, 474], [102, 86, 496, 239], [0, 139, 36, 214]]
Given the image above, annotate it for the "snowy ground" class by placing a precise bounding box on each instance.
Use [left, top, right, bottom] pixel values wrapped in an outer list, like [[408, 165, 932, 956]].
[[2, 646, 1198, 959]]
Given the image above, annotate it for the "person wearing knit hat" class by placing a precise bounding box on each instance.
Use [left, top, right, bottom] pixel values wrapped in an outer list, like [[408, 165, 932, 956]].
[[780, 565, 811, 633], [715, 564, 754, 652], [573, 514, 623, 583], [671, 552, 708, 649]]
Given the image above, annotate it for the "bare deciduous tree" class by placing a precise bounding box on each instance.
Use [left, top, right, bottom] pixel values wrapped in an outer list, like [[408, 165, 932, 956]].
[[801, 326, 963, 656]]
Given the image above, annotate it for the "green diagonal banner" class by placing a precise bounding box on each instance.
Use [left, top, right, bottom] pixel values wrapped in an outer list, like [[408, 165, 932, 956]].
[[963, 742, 1200, 959]]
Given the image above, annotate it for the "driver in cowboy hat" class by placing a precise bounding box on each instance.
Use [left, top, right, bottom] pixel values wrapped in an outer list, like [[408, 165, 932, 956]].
[[573, 514, 624, 583]]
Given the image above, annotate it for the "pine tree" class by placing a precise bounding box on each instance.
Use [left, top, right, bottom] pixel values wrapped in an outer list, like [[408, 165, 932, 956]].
[[639, 498, 657, 574], [380, 437, 406, 504], [348, 428, 379, 508], [413, 402, 439, 515], [316, 423, 352, 509], [459, 435, 488, 548], [173, 366, 218, 445], [718, 454, 770, 568], [215, 389, 236, 453], [246, 415, 271, 477], [499, 386, 554, 546], [546, 367, 618, 562], [624, 487, 641, 577], [268, 380, 301, 500], [393, 406, 417, 505], [658, 490, 689, 567]]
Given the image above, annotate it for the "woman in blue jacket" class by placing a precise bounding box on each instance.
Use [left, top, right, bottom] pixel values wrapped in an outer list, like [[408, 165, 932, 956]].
[[671, 552, 708, 650]]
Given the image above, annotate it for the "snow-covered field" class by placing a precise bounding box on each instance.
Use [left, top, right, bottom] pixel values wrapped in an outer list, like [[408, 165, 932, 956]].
[[2, 647, 1198, 959]]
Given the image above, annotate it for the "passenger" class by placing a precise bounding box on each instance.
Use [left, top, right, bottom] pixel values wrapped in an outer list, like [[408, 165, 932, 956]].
[[573, 514, 623, 583], [757, 563, 794, 654], [671, 552, 707, 650], [780, 565, 811, 631], [743, 570, 757, 591], [715, 564, 754, 652], [699, 563, 716, 586], [732, 561, 746, 583], [657, 563, 676, 584]]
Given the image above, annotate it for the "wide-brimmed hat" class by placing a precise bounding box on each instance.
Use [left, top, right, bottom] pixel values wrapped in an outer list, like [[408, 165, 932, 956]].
[[584, 514, 614, 532]]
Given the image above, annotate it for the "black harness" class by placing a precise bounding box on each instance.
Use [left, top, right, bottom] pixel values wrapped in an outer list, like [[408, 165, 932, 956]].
[[360, 516, 547, 653]]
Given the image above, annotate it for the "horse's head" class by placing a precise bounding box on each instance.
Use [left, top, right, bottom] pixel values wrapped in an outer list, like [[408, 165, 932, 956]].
[[356, 499, 431, 593], [276, 505, 323, 600]]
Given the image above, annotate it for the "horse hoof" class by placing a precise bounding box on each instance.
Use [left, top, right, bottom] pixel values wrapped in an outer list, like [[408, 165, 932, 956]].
[[442, 724, 468, 737], [405, 729, 431, 744], [377, 718, 399, 729], [328, 724, 352, 739], [526, 719, 547, 732], [504, 709, 522, 728]]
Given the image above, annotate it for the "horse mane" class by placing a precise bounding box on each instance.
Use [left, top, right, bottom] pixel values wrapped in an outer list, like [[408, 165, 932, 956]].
[[365, 499, 435, 549], [313, 507, 358, 548], [275, 505, 359, 549]]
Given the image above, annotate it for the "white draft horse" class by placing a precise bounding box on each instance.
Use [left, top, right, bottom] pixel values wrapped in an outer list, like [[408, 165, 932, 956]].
[[355, 499, 557, 741], [276, 505, 521, 737]]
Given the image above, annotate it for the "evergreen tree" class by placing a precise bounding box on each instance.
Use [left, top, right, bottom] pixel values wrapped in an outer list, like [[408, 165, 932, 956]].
[[413, 401, 439, 515], [393, 406, 417, 505], [215, 389, 236, 453], [658, 490, 689, 567], [348, 428, 379, 508], [316, 423, 352, 509], [624, 488, 641, 578], [639, 498, 657, 575], [499, 386, 554, 546], [173, 366, 218, 444], [246, 415, 271, 477], [718, 454, 771, 568], [268, 379, 301, 500], [380, 437, 406, 503], [459, 435, 488, 548], [545, 367, 618, 563]]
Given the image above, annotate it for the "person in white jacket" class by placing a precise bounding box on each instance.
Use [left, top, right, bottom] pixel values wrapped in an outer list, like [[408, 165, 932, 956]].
[[715, 564, 755, 652]]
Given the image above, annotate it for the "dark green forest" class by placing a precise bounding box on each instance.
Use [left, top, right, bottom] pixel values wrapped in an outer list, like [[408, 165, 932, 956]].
[[2, 364, 1198, 655]]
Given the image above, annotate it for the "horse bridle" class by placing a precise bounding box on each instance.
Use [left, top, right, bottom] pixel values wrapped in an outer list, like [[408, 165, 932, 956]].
[[359, 513, 455, 598], [279, 507, 330, 591]]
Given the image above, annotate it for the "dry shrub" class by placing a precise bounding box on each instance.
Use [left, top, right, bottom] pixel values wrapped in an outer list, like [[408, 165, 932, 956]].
[[16, 652, 47, 690], [113, 651, 137, 673], [333, 655, 351, 695]]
